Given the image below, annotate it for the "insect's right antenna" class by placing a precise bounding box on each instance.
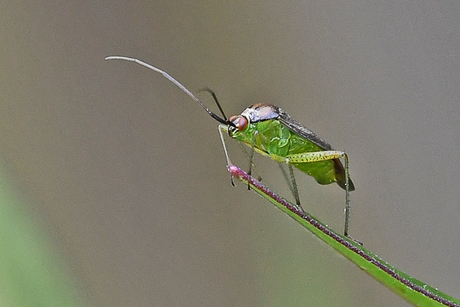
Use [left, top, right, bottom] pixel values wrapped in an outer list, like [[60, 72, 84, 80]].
[[198, 88, 228, 121], [105, 56, 231, 126]]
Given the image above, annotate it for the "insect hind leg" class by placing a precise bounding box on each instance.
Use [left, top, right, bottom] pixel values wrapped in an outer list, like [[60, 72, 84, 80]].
[[288, 164, 305, 214], [280, 150, 352, 237]]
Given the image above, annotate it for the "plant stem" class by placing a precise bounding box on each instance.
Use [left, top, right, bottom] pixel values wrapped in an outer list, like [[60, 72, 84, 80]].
[[228, 164, 460, 307]]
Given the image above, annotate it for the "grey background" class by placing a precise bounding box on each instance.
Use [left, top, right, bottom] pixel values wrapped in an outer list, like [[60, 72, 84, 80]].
[[1, 1, 459, 306]]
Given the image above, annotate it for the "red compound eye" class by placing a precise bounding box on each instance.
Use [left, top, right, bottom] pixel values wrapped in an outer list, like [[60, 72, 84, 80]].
[[237, 117, 248, 131], [229, 115, 249, 132]]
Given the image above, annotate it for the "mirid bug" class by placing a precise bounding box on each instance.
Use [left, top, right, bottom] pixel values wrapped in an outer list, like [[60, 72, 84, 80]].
[[106, 56, 355, 236]]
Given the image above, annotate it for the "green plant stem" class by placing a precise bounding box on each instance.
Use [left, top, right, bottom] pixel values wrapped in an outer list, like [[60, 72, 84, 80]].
[[228, 164, 460, 307]]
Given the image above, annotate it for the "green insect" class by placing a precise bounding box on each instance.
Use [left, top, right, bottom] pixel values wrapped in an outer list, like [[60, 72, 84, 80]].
[[106, 56, 355, 236]]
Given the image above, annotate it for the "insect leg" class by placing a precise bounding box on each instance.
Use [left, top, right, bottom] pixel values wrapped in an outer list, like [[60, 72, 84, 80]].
[[343, 153, 351, 237], [283, 150, 351, 237], [218, 124, 235, 186], [284, 150, 344, 163], [245, 132, 261, 190], [288, 164, 305, 214], [277, 164, 296, 203]]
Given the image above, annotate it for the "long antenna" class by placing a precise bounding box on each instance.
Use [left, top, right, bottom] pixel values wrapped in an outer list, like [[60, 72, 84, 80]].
[[105, 56, 229, 125]]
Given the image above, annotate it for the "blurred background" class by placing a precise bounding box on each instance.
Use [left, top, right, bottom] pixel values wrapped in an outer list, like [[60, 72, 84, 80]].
[[1, 1, 459, 306]]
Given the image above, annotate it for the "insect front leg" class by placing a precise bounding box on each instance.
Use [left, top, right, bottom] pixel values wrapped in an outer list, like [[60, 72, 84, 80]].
[[218, 124, 237, 186], [218, 125, 262, 189]]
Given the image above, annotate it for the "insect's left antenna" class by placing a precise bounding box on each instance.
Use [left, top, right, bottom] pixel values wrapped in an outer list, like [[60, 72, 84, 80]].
[[105, 56, 230, 126]]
